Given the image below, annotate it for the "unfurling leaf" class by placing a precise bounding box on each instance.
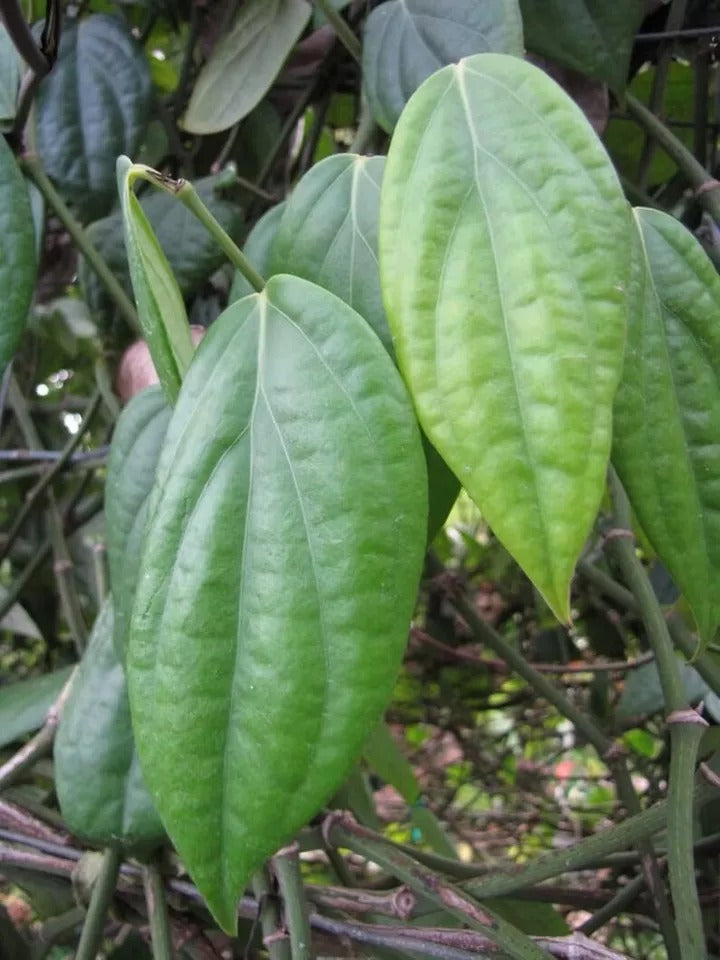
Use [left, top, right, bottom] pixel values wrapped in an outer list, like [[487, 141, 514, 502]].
[[127, 275, 427, 930], [380, 53, 630, 620], [117, 157, 194, 403]]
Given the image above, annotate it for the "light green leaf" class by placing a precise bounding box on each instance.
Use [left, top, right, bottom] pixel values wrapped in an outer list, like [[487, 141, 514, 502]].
[[363, 720, 420, 804], [613, 208, 720, 644], [229, 201, 286, 303], [0, 24, 21, 127], [55, 599, 164, 853], [0, 139, 36, 375], [117, 157, 194, 403], [0, 667, 73, 748], [271, 153, 459, 539], [127, 274, 427, 930], [520, 0, 644, 95], [106, 386, 171, 660], [183, 0, 312, 134], [80, 170, 244, 326], [34, 15, 152, 220], [380, 53, 630, 621], [363, 0, 524, 133]]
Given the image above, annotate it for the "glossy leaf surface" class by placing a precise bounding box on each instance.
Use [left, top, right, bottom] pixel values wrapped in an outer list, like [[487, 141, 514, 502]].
[[362, 0, 523, 133], [127, 274, 427, 930], [183, 0, 311, 134], [0, 139, 36, 376], [106, 386, 171, 660], [229, 201, 286, 303], [520, 0, 644, 94], [380, 54, 630, 620], [613, 209, 720, 644], [35, 15, 151, 219], [271, 154, 458, 538], [55, 600, 164, 852], [81, 171, 243, 325], [118, 158, 194, 403], [271, 154, 391, 352]]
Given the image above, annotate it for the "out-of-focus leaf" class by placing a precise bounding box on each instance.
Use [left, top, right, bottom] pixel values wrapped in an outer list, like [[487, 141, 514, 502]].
[[0, 142, 36, 375], [0, 24, 21, 128], [0, 586, 42, 640], [0, 667, 73, 748], [520, 0, 645, 94], [617, 659, 708, 718], [183, 0, 312, 134], [34, 15, 152, 220], [363, 0, 524, 132]]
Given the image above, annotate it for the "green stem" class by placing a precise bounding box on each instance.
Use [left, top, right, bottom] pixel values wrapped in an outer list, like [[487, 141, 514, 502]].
[[637, 0, 689, 188], [74, 846, 122, 960], [667, 711, 708, 960], [605, 468, 685, 712], [328, 818, 552, 960], [605, 467, 706, 958], [22, 157, 139, 331], [252, 868, 291, 960], [143, 861, 175, 960], [177, 180, 265, 292], [272, 844, 313, 960], [350, 100, 379, 155], [578, 872, 648, 936], [314, 0, 361, 63], [626, 93, 720, 224]]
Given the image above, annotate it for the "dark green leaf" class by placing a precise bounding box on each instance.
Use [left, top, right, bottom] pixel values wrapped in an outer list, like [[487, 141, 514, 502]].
[[380, 53, 630, 621], [519, 0, 645, 94], [34, 15, 152, 220], [617, 659, 708, 718], [363, 721, 420, 804], [271, 153, 459, 538], [613, 208, 720, 644], [80, 171, 244, 326], [117, 158, 193, 403], [0, 667, 73, 749], [183, 0, 312, 134], [363, 0, 524, 133], [55, 599, 164, 853], [0, 140, 36, 375], [128, 274, 427, 930], [106, 386, 171, 660], [229, 202, 286, 303]]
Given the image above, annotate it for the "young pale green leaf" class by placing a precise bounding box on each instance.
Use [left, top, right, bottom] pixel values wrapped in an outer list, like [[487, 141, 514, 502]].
[[380, 53, 630, 621], [127, 275, 427, 931], [183, 0, 311, 134], [229, 201, 286, 303], [271, 154, 458, 538], [362, 0, 524, 133], [520, 0, 644, 95], [0, 139, 36, 376], [34, 15, 151, 220], [106, 386, 171, 660], [117, 157, 194, 403], [55, 600, 164, 853], [613, 209, 720, 645], [0, 666, 73, 749], [81, 171, 243, 325]]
